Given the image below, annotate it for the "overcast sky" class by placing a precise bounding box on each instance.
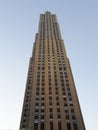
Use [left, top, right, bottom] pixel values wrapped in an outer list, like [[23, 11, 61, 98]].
[[0, 0, 98, 130]]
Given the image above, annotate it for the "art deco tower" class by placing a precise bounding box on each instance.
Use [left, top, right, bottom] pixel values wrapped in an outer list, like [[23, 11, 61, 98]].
[[20, 12, 86, 130]]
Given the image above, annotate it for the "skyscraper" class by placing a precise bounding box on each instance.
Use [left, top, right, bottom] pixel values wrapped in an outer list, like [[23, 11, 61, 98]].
[[19, 12, 86, 130]]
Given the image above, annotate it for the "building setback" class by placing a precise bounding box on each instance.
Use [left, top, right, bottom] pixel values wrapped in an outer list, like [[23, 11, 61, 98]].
[[19, 12, 86, 130]]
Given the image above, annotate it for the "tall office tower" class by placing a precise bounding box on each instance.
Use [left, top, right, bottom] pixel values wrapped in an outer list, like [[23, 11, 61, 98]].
[[19, 12, 86, 130]]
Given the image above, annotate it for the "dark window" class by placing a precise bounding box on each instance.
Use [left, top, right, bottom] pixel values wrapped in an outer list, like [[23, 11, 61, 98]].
[[41, 102, 44, 106], [63, 67, 66, 71], [70, 104, 73, 107], [56, 91, 58, 95], [42, 83, 45, 86], [56, 97, 59, 100], [63, 91, 66, 95], [68, 92, 71, 96], [71, 108, 74, 113], [25, 108, 28, 112], [41, 109, 44, 113], [50, 113, 53, 119], [62, 87, 65, 90], [73, 123, 78, 130], [35, 102, 39, 106], [66, 114, 69, 120], [58, 122, 62, 130], [49, 82, 51, 86], [50, 122, 53, 130], [36, 91, 39, 95], [50, 107, 52, 112], [22, 125, 25, 128], [62, 83, 64, 86], [49, 101, 52, 106], [24, 113, 27, 117], [57, 108, 60, 112], [40, 123, 44, 130], [55, 83, 57, 86], [64, 102, 67, 107], [72, 115, 76, 120], [41, 97, 44, 100], [63, 97, 66, 101], [65, 109, 68, 113], [23, 119, 26, 122], [59, 67, 62, 70], [56, 102, 59, 106], [35, 115, 38, 119], [67, 123, 71, 130], [49, 91, 52, 95], [35, 109, 39, 112], [41, 115, 44, 119], [49, 87, 51, 91], [69, 97, 72, 101], [57, 113, 61, 119]]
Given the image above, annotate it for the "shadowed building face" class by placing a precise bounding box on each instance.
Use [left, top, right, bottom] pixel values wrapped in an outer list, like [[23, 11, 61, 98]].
[[19, 11, 86, 130]]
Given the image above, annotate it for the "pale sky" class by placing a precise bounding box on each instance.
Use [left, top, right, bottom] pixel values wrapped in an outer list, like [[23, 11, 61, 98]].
[[0, 0, 98, 130]]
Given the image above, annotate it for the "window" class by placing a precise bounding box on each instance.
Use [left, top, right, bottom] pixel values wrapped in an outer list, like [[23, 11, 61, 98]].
[[23, 119, 26, 122], [55, 90, 58, 94], [71, 108, 74, 113], [57, 108, 60, 112], [73, 123, 78, 130], [38, 67, 40, 70], [22, 125, 25, 128], [24, 108, 28, 112], [63, 91, 66, 95], [49, 89, 52, 94], [68, 92, 71, 96], [41, 114, 44, 119], [55, 82, 57, 86], [42, 83, 45, 86], [24, 113, 27, 117], [67, 123, 71, 130], [59, 67, 62, 70], [66, 114, 69, 120], [62, 87, 65, 91], [65, 75, 68, 78], [35, 102, 39, 106], [50, 107, 52, 112], [72, 114, 76, 120], [41, 97, 44, 100], [63, 67, 66, 71], [35, 109, 39, 113], [56, 96, 59, 100], [50, 113, 53, 119], [49, 101, 52, 106], [50, 122, 53, 130], [41, 109, 44, 113], [37, 83, 40, 86], [36, 91, 39, 95], [69, 97, 72, 101], [62, 83, 64, 87], [58, 121, 62, 130], [35, 115, 38, 119], [65, 109, 68, 113], [40, 123, 44, 130], [56, 101, 59, 106], [41, 102, 45, 106], [57, 113, 61, 119], [49, 82, 51, 86], [49, 91, 52, 95], [70, 103, 73, 107]]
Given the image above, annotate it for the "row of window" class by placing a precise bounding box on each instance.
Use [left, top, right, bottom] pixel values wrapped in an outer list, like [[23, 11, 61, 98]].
[[34, 121, 78, 130]]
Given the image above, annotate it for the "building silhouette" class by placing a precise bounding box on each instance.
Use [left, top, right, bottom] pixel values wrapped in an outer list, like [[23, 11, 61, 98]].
[[19, 12, 86, 130]]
